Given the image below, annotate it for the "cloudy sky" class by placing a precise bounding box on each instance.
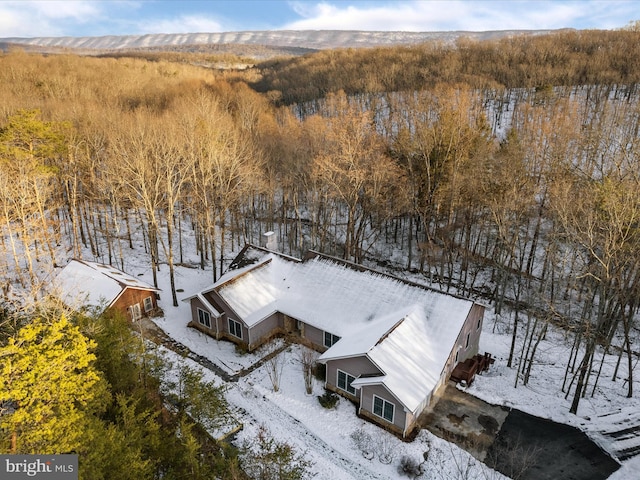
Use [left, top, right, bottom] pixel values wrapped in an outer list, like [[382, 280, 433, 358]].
[[1, 1, 638, 38]]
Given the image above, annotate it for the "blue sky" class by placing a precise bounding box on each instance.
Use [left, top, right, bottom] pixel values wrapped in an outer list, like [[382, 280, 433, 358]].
[[1, 1, 639, 38]]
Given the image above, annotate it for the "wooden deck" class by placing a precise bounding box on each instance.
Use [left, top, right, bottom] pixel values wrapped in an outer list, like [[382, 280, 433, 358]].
[[450, 352, 495, 385]]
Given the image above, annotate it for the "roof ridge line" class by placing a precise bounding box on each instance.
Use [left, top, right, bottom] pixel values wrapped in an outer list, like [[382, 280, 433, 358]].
[[304, 250, 474, 303]]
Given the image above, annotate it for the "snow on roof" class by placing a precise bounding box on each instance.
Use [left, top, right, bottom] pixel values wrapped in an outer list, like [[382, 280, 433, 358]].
[[318, 308, 408, 360], [216, 252, 472, 334], [216, 257, 299, 326], [53, 259, 158, 311], [208, 249, 475, 411], [358, 306, 469, 413]]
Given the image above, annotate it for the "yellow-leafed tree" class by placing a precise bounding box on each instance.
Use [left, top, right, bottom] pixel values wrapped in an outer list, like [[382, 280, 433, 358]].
[[0, 316, 109, 454]]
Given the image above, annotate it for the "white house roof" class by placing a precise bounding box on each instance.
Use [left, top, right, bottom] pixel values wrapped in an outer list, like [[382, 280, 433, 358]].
[[53, 259, 158, 311], [206, 248, 475, 412], [354, 306, 470, 413]]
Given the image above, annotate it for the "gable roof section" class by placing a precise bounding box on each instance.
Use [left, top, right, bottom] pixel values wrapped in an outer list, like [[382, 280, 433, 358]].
[[194, 293, 222, 318], [355, 307, 466, 413], [317, 308, 407, 360], [54, 259, 158, 311], [216, 258, 283, 324]]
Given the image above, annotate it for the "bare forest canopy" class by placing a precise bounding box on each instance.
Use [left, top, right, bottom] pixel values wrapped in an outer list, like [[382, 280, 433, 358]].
[[1, 24, 640, 423], [254, 29, 640, 105]]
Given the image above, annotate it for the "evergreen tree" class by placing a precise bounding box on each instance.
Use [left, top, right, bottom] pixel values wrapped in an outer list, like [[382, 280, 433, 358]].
[[0, 316, 109, 453]]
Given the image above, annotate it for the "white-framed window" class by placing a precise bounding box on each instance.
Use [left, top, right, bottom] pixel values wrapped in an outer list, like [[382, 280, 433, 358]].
[[373, 395, 395, 423], [465, 332, 471, 349], [337, 369, 356, 395], [129, 303, 142, 321], [197, 308, 211, 328], [229, 318, 243, 339], [143, 296, 153, 312], [324, 331, 340, 348]]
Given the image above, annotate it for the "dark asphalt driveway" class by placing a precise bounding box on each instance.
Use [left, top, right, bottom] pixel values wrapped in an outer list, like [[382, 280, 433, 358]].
[[486, 409, 620, 480], [421, 384, 620, 480]]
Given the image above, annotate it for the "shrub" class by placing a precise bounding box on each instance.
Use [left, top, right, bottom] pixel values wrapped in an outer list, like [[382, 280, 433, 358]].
[[377, 436, 396, 464], [241, 425, 313, 480], [398, 455, 424, 477], [350, 428, 374, 459], [234, 343, 249, 355], [313, 362, 326, 382], [317, 391, 339, 409]]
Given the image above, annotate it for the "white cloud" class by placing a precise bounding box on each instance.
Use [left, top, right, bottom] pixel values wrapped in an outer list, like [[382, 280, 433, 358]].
[[1, 0, 637, 38], [26, 0, 101, 20], [285, 1, 637, 31], [134, 15, 225, 35], [0, 0, 104, 37], [0, 1, 228, 38]]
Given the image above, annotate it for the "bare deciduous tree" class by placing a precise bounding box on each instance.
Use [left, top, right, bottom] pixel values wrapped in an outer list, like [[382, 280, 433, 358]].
[[265, 346, 286, 393], [296, 348, 318, 395]]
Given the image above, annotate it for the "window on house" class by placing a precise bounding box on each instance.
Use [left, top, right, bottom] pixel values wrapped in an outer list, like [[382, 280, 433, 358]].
[[229, 318, 243, 339], [465, 332, 470, 349], [477, 318, 482, 330], [373, 395, 394, 423], [143, 296, 153, 312], [129, 303, 142, 321], [324, 331, 340, 348], [337, 370, 356, 395], [455, 350, 459, 363], [197, 308, 211, 328]]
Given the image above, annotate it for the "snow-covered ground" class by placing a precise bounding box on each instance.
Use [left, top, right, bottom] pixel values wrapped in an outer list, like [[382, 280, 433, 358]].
[[134, 243, 638, 479]]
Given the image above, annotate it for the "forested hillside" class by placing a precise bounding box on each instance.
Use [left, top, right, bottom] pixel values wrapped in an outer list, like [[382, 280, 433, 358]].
[[255, 28, 640, 104], [1, 28, 640, 475]]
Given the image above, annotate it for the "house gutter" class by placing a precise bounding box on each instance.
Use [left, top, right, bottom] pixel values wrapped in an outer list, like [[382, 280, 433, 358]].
[[402, 407, 412, 438]]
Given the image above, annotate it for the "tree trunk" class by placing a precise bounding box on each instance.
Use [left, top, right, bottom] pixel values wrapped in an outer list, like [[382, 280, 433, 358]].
[[166, 214, 179, 307], [507, 309, 519, 368], [570, 338, 596, 414]]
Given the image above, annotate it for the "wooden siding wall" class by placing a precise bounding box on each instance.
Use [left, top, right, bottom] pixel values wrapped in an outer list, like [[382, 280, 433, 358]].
[[456, 303, 484, 362], [301, 323, 325, 350], [325, 357, 382, 391], [112, 288, 157, 320], [189, 297, 217, 335], [248, 312, 283, 349], [439, 303, 485, 389], [359, 384, 407, 434]]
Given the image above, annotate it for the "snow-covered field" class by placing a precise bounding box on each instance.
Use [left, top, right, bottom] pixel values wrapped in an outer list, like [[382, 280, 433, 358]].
[[134, 242, 638, 479]]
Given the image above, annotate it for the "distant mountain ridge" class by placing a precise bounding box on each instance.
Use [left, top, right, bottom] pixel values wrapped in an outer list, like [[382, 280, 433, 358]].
[[0, 29, 567, 54]]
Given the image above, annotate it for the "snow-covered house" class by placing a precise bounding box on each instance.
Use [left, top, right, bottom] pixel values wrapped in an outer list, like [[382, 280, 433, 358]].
[[54, 259, 160, 320], [185, 245, 484, 437]]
